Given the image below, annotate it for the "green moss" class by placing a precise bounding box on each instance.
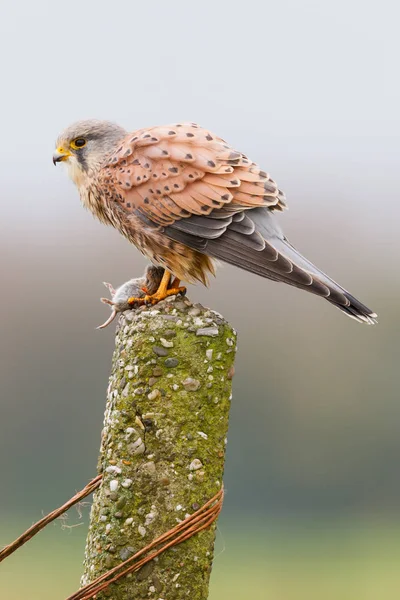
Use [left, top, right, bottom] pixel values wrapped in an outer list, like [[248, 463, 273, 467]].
[[81, 298, 236, 599]]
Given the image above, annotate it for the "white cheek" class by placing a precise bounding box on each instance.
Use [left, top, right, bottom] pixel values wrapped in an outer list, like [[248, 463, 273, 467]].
[[66, 158, 85, 188]]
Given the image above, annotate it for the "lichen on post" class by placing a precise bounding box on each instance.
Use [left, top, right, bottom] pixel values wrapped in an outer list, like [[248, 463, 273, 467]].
[[81, 294, 236, 599]]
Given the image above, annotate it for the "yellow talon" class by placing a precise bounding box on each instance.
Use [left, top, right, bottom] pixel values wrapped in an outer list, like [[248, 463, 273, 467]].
[[127, 296, 146, 307], [144, 287, 186, 305], [127, 271, 186, 307]]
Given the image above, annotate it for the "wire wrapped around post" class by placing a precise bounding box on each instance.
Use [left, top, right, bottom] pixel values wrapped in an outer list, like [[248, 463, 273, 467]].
[[80, 294, 237, 600]]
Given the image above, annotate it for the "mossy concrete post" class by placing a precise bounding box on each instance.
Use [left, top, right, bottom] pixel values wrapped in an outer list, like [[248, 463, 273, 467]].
[[81, 295, 236, 599]]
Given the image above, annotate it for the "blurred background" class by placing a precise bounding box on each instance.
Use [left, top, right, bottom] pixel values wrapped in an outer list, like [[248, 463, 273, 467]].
[[0, 1, 399, 598]]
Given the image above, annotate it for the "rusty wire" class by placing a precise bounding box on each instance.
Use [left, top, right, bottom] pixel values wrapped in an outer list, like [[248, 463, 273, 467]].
[[65, 487, 224, 600], [0, 475, 102, 563], [0, 474, 223, 600]]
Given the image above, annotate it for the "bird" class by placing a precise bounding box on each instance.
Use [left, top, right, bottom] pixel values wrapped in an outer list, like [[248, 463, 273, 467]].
[[53, 119, 377, 324]]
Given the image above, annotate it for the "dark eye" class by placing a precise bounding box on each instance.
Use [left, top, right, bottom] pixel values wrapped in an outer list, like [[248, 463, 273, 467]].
[[72, 138, 86, 148]]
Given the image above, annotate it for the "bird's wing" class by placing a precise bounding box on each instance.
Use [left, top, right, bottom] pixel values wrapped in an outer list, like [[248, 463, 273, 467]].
[[99, 123, 376, 324], [99, 122, 287, 227]]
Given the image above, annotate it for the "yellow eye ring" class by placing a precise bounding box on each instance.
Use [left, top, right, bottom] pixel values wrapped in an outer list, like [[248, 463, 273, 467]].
[[71, 138, 87, 149]]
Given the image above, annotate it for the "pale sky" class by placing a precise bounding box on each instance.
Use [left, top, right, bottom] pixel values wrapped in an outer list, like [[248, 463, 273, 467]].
[[0, 0, 398, 230], [0, 0, 399, 517]]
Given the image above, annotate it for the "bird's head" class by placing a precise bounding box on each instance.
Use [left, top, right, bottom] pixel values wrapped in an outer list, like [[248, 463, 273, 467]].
[[53, 120, 126, 187]]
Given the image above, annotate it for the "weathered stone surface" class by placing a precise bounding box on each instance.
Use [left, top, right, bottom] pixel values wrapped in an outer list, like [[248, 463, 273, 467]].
[[81, 295, 236, 600]]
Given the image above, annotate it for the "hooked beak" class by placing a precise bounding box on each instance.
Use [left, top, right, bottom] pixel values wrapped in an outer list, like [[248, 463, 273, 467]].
[[53, 147, 71, 165]]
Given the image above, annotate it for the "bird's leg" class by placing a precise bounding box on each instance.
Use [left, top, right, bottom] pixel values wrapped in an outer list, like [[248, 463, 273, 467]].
[[138, 270, 186, 306], [141, 272, 179, 295], [164, 274, 186, 297], [170, 276, 182, 289]]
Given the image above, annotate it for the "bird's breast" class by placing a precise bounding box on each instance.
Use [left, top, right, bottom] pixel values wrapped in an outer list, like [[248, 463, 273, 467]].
[[78, 183, 213, 283], [79, 184, 116, 227]]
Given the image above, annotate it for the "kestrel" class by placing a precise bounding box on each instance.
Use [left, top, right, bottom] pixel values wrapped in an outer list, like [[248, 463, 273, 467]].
[[53, 120, 377, 324]]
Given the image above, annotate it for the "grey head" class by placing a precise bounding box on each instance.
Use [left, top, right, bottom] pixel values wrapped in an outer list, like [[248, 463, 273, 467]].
[[53, 119, 127, 184]]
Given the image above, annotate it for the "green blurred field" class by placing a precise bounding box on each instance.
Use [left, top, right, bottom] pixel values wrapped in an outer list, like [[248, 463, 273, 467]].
[[1, 517, 399, 600]]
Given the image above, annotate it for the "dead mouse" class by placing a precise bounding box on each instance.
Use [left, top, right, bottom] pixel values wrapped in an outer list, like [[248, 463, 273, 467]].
[[97, 265, 165, 329]]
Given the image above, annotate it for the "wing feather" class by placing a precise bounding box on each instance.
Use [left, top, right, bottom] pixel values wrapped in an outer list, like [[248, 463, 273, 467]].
[[98, 122, 286, 226], [95, 122, 375, 324]]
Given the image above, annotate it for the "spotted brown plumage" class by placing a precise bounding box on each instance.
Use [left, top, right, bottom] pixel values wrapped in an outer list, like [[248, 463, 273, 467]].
[[100, 123, 286, 226], [54, 120, 377, 324]]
